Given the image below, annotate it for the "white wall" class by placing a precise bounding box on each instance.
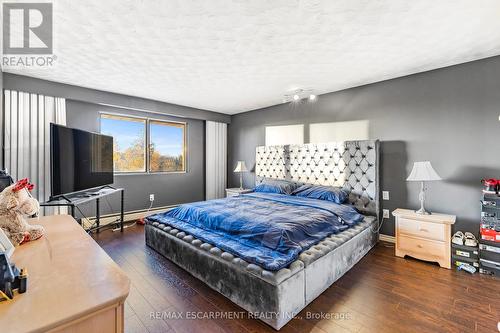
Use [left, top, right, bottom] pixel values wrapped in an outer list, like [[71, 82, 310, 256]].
[[310, 120, 369, 143], [265, 124, 304, 145]]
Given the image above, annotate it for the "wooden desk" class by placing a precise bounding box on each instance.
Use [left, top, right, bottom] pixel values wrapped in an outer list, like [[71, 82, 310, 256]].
[[0, 215, 130, 333]]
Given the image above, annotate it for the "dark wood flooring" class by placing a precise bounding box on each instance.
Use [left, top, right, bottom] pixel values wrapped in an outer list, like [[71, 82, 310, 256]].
[[93, 225, 500, 333]]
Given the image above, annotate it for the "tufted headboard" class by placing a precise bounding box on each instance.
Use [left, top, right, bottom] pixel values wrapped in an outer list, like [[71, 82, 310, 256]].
[[255, 140, 380, 218]]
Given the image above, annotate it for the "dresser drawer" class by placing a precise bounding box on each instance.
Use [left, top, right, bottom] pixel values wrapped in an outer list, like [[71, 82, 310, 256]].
[[393, 209, 455, 269], [398, 217, 445, 241], [398, 235, 446, 258]]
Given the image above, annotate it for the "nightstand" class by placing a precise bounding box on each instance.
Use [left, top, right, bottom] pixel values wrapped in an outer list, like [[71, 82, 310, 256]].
[[392, 208, 456, 269], [225, 188, 253, 197]]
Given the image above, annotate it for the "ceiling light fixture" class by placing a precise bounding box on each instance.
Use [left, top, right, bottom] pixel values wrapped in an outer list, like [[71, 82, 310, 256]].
[[283, 89, 316, 103]]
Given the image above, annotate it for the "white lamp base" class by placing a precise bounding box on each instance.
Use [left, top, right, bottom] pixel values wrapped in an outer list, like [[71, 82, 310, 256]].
[[415, 181, 432, 215], [415, 207, 431, 215]]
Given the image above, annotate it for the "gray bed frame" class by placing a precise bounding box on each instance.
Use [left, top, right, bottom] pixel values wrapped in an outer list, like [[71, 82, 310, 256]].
[[145, 140, 380, 330]]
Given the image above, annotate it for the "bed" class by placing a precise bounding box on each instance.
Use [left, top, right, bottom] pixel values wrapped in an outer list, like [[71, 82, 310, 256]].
[[145, 140, 380, 330]]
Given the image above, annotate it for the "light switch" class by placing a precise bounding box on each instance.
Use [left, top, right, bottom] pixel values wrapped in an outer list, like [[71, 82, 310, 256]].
[[383, 209, 390, 218], [382, 191, 390, 200]]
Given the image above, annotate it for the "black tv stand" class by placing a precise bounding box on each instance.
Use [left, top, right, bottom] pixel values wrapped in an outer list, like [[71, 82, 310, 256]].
[[42, 187, 125, 233], [50, 194, 72, 203]]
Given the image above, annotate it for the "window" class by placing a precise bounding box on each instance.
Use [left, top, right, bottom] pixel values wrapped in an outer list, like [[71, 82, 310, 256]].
[[100, 114, 186, 173], [101, 114, 146, 172], [149, 120, 185, 172]]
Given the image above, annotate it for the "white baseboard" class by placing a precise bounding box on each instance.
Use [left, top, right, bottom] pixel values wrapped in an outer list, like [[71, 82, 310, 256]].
[[81, 205, 176, 229], [379, 233, 395, 243]]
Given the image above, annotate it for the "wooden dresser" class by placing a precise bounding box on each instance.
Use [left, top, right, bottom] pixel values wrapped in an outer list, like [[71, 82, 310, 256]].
[[392, 208, 456, 269], [0, 215, 130, 333]]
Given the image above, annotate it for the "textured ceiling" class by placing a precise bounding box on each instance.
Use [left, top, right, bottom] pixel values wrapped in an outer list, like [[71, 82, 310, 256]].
[[3, 0, 500, 114]]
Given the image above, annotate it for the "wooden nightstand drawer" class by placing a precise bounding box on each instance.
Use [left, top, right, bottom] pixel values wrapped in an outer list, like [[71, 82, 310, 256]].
[[393, 208, 456, 269], [398, 217, 445, 241], [398, 235, 446, 260]]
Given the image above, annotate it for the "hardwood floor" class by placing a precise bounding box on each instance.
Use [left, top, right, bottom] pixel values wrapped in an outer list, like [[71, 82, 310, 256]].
[[93, 224, 500, 333]]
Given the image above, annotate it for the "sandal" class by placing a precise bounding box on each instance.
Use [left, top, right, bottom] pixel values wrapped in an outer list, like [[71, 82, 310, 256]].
[[464, 232, 478, 247], [452, 231, 465, 245]]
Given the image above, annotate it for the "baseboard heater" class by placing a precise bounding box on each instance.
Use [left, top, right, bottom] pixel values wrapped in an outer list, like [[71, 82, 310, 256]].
[[81, 205, 176, 229]]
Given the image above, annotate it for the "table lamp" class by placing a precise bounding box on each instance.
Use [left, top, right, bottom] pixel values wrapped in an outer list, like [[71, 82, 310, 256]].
[[234, 161, 248, 190], [406, 161, 442, 215]]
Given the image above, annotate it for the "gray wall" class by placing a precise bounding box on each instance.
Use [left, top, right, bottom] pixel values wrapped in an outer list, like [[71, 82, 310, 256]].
[[2, 73, 213, 218], [3, 73, 230, 123], [228, 55, 500, 236], [66, 100, 205, 215]]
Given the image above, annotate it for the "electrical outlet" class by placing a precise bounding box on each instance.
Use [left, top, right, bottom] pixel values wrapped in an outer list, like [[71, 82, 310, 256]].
[[149, 194, 155, 202], [383, 209, 390, 219], [382, 191, 390, 200]]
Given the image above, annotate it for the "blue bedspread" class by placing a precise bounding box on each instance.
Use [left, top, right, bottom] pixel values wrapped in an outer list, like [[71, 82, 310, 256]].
[[146, 192, 364, 271]]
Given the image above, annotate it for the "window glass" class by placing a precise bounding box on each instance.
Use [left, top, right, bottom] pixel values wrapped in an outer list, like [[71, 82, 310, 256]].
[[149, 121, 186, 172], [99, 114, 186, 173], [100, 114, 146, 172]]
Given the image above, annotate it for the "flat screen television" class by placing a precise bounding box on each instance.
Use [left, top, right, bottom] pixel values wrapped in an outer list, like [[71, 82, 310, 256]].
[[50, 124, 114, 198]]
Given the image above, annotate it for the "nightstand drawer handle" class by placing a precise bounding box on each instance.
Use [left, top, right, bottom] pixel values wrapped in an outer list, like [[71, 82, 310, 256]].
[[418, 228, 429, 232], [417, 244, 423, 248]]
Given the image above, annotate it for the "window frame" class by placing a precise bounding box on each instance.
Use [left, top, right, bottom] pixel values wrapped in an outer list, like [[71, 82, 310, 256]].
[[148, 119, 187, 174], [100, 113, 148, 173], [99, 112, 187, 175]]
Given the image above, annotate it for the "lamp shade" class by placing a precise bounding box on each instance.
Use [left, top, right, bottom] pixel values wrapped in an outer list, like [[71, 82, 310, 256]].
[[406, 161, 442, 182], [234, 161, 248, 173]]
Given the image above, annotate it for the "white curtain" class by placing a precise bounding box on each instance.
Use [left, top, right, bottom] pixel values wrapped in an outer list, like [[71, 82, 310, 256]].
[[206, 121, 227, 200], [3, 90, 67, 214]]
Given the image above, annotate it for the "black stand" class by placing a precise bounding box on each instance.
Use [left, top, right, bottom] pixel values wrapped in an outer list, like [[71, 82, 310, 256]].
[[41, 187, 125, 233]]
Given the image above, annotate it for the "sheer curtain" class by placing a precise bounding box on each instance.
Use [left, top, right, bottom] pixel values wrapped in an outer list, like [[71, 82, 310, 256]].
[[206, 121, 227, 200], [3, 90, 67, 214]]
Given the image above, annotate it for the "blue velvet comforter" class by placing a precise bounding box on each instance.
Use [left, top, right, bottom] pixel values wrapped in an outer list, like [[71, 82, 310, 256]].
[[146, 192, 364, 271]]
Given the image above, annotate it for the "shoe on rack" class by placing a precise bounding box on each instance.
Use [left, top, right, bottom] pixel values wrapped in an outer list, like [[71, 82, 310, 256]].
[[452, 231, 465, 245], [464, 232, 478, 247]]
